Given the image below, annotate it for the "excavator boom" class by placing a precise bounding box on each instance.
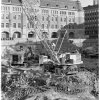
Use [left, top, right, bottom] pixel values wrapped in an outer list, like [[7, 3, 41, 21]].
[[19, 0, 60, 64]]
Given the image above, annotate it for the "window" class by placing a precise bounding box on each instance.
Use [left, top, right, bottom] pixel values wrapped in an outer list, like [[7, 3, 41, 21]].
[[64, 18, 66, 22], [65, 6, 68, 8], [69, 32, 74, 38], [4, 7, 5, 10], [73, 7, 75, 9], [5, 7, 7, 10], [20, 46, 23, 50], [18, 15, 21, 20], [28, 32, 35, 38], [61, 17, 63, 22], [8, 7, 10, 10], [51, 25, 54, 29], [46, 17, 49, 21], [47, 24, 49, 28], [55, 25, 58, 29], [42, 32, 48, 38], [13, 7, 14, 11], [73, 18, 75, 22], [15, 7, 17, 11], [52, 17, 54, 21], [6, 14, 9, 19], [42, 16, 44, 21], [68, 12, 71, 15], [52, 32, 58, 38], [13, 15, 16, 19], [1, 14, 4, 19], [47, 4, 49, 6], [20, 8, 21, 11], [55, 17, 58, 21], [6, 23, 9, 28], [13, 23, 16, 28], [1, 23, 4, 28], [56, 5, 59, 7], [18, 23, 21, 28], [35, 16, 37, 21], [42, 24, 44, 29], [69, 18, 71, 22]]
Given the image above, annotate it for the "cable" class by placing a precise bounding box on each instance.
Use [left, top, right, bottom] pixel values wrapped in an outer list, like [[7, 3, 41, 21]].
[[23, 0, 54, 52], [20, 0, 60, 64], [21, 3, 49, 53], [53, 30, 61, 51], [57, 30, 67, 54]]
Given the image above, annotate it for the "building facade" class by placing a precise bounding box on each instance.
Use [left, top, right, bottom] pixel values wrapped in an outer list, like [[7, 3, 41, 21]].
[[1, 0, 84, 41], [93, 0, 99, 5], [84, 5, 99, 39]]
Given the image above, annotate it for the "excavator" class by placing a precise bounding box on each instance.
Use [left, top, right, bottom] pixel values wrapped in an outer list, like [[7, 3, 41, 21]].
[[23, 46, 39, 66], [17, 0, 82, 73]]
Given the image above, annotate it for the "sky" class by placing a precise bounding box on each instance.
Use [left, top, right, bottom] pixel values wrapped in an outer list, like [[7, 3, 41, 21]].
[[74, 0, 93, 7]]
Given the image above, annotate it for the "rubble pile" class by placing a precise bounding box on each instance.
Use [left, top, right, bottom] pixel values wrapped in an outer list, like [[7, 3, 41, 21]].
[[1, 67, 98, 100], [1, 45, 98, 100]]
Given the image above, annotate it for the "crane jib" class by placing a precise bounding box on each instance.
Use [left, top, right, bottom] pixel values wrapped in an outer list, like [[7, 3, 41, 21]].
[[19, 0, 61, 64]]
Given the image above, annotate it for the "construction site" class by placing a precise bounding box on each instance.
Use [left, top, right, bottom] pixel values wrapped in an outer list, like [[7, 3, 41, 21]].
[[1, 0, 99, 100]]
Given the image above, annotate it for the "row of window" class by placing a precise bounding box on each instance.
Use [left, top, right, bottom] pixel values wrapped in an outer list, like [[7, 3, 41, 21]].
[[69, 18, 75, 23], [85, 12, 98, 16], [13, 15, 21, 20], [85, 10, 98, 13], [1, 23, 21, 28], [68, 12, 75, 15], [85, 27, 98, 30], [42, 9, 75, 16], [85, 17, 98, 21], [1, 14, 21, 20], [60, 11, 66, 15], [28, 8, 39, 13], [41, 24, 77, 29], [1, 6, 22, 11], [1, 14, 9, 19], [42, 16, 70, 22], [1, 6, 10, 11], [42, 9, 49, 14], [42, 24, 60, 29], [51, 10, 58, 15], [13, 7, 22, 12], [27, 23, 34, 28]]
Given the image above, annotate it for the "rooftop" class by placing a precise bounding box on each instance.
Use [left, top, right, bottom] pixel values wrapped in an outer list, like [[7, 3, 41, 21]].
[[2, 0, 83, 10], [83, 5, 99, 10]]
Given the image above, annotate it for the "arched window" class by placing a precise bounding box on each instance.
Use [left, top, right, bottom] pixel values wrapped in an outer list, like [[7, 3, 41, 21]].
[[28, 31, 35, 38], [69, 32, 74, 38], [51, 32, 58, 38], [42, 32, 48, 38], [13, 32, 21, 38], [2, 31, 9, 39]]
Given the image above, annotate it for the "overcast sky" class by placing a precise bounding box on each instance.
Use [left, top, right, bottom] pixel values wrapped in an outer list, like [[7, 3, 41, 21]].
[[74, 0, 93, 7]]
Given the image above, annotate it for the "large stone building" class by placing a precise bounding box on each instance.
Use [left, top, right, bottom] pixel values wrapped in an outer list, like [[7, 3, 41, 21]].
[[93, 0, 99, 5], [1, 0, 84, 42], [83, 4, 99, 39]]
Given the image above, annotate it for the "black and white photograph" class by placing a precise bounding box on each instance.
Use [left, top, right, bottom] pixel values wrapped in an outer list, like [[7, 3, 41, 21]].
[[1, 0, 99, 100]]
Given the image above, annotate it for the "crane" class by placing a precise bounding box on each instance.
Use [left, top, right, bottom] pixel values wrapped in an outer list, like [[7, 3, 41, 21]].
[[19, 0, 61, 64]]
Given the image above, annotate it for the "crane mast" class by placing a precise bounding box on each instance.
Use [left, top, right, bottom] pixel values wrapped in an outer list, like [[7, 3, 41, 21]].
[[19, 0, 60, 64]]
